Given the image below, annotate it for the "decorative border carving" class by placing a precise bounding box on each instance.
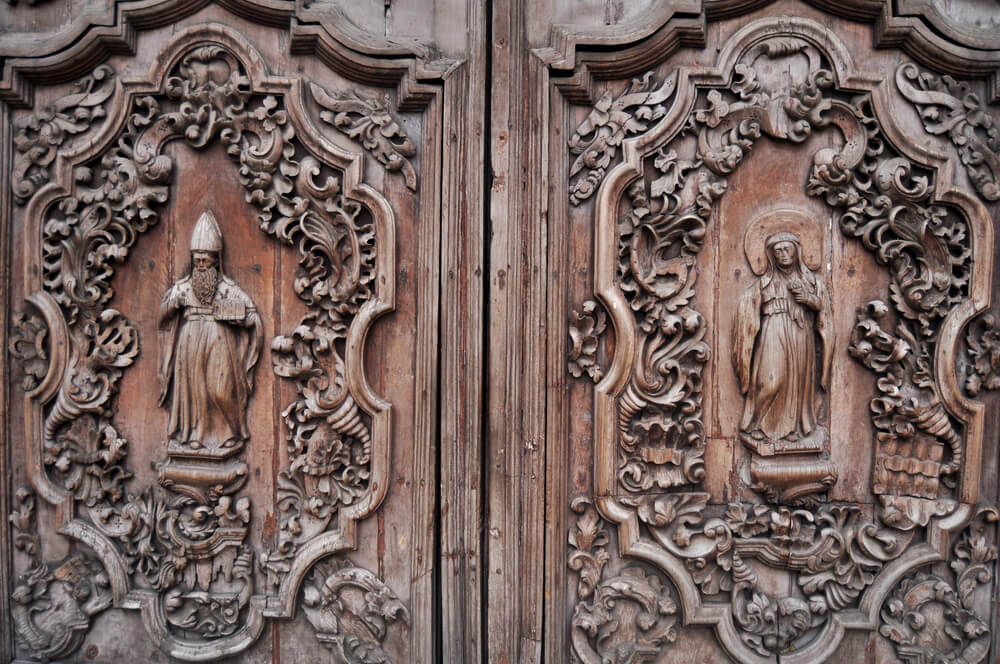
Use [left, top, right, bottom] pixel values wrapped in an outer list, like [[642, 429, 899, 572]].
[[568, 17, 994, 664], [7, 25, 410, 661]]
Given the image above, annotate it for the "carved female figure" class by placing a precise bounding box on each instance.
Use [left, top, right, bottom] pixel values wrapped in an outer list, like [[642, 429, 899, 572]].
[[158, 211, 263, 452], [732, 232, 833, 446]]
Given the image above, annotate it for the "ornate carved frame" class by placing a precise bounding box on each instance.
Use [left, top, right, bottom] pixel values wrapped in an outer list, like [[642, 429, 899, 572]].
[[2, 3, 450, 659], [561, 14, 996, 664]]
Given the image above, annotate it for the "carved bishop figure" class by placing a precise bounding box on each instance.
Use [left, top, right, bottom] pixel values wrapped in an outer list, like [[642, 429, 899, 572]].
[[158, 211, 264, 453], [732, 231, 833, 448]]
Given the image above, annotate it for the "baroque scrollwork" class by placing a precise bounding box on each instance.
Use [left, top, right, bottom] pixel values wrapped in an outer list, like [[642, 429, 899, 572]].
[[568, 71, 678, 204], [311, 84, 419, 190], [879, 507, 997, 664], [9, 33, 400, 659], [568, 497, 679, 664], [568, 299, 607, 382], [896, 63, 1000, 202], [12, 65, 117, 205], [963, 312, 1000, 396], [302, 557, 410, 664], [569, 20, 986, 662], [8, 488, 112, 662]]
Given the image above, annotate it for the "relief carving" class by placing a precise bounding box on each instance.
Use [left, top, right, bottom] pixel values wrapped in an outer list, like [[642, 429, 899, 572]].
[[567, 299, 607, 382], [12, 65, 117, 206], [8, 488, 112, 662], [879, 507, 997, 664], [568, 18, 992, 663], [733, 216, 836, 504], [896, 63, 1000, 202], [8, 27, 405, 660], [963, 312, 1000, 396], [158, 212, 263, 456], [302, 557, 410, 664], [568, 497, 679, 664]]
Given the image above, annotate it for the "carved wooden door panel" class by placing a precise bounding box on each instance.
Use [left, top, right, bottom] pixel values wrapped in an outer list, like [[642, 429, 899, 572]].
[[0, 3, 478, 662], [486, 2, 1000, 664]]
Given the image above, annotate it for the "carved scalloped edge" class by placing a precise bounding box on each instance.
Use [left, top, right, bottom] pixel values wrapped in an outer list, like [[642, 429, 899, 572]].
[[589, 17, 993, 664], [17, 25, 398, 659], [0, 0, 457, 110], [534, 0, 1000, 104]]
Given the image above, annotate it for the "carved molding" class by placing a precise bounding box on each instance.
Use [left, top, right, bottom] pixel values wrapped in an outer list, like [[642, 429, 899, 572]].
[[6, 24, 414, 661], [302, 557, 410, 664], [567, 16, 994, 664], [897, 63, 1000, 202]]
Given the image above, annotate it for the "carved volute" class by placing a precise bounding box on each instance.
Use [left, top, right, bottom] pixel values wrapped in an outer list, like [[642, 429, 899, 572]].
[[2, 1, 1000, 663]]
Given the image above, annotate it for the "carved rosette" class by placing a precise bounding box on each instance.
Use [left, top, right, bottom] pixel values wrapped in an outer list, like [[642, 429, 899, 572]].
[[7, 26, 411, 662], [567, 17, 993, 663]]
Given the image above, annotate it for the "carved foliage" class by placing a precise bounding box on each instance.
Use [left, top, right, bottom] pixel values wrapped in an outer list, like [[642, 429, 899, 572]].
[[302, 557, 410, 664], [311, 84, 418, 190], [897, 63, 1000, 202], [8, 310, 48, 392], [568, 72, 677, 204], [568, 498, 678, 664], [880, 508, 997, 664], [12, 65, 116, 205], [964, 312, 1000, 396], [8, 488, 112, 663], [567, 299, 607, 382]]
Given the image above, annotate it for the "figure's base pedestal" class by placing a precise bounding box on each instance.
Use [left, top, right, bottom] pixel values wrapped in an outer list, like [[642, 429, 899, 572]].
[[749, 455, 838, 506], [739, 429, 825, 456], [158, 457, 249, 503]]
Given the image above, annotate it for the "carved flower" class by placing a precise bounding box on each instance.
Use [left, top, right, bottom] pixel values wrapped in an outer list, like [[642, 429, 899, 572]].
[[725, 503, 770, 538]]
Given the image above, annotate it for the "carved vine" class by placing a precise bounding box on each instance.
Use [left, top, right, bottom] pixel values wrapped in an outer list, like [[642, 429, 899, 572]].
[[311, 84, 418, 190], [568, 299, 607, 382], [963, 312, 1000, 396], [568, 497, 679, 664], [879, 507, 997, 664], [568, 71, 678, 204], [8, 488, 112, 663], [896, 63, 1000, 202], [7, 42, 398, 657], [302, 557, 410, 664], [568, 33, 979, 659], [12, 65, 117, 205]]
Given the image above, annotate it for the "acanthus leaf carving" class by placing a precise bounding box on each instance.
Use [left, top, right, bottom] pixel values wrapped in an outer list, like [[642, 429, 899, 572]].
[[568, 22, 986, 661], [10, 31, 404, 659], [963, 312, 1000, 396], [567, 299, 607, 382], [896, 63, 1000, 202], [302, 557, 410, 664], [568, 71, 678, 205], [12, 65, 117, 206], [311, 84, 418, 190], [879, 507, 997, 664], [8, 487, 112, 663], [568, 497, 679, 664]]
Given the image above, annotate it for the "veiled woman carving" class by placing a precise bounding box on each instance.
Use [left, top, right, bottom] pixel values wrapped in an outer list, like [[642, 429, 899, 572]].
[[732, 232, 833, 443]]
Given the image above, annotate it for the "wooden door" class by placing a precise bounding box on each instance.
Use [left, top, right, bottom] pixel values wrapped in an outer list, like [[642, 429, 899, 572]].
[[2, 2, 1000, 664]]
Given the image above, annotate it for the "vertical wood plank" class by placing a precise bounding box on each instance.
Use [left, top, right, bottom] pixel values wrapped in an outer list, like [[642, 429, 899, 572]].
[[488, 0, 547, 660], [439, 10, 488, 658], [0, 95, 14, 664]]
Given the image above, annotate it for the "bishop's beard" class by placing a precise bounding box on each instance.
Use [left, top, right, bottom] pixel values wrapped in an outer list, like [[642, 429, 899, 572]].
[[192, 265, 220, 305]]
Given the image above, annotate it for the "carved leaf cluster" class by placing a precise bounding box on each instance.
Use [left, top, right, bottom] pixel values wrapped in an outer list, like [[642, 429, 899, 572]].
[[964, 312, 1000, 396], [896, 63, 1000, 202]]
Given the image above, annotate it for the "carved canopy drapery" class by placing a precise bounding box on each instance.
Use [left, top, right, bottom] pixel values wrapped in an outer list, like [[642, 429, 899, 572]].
[[567, 16, 996, 664], [5, 22, 419, 661]]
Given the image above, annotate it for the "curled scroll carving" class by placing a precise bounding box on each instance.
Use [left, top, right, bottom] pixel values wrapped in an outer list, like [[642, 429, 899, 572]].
[[568, 72, 678, 205], [302, 557, 410, 664], [568, 497, 679, 664], [963, 312, 1000, 396], [879, 507, 997, 664], [896, 63, 1000, 202], [10, 29, 401, 660], [568, 299, 607, 382], [12, 65, 117, 205], [8, 488, 112, 663], [571, 18, 989, 663], [312, 84, 419, 190]]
